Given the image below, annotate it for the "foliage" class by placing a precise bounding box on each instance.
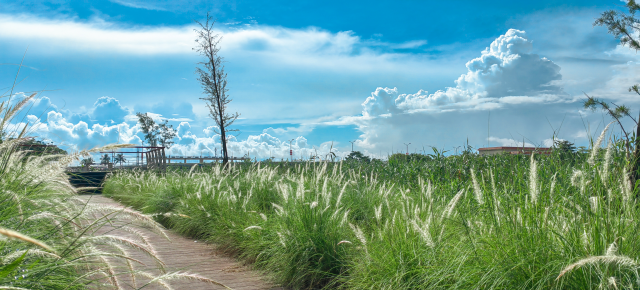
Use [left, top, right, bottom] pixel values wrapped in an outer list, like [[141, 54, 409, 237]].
[[553, 140, 577, 154], [194, 13, 239, 165], [345, 151, 370, 163], [14, 138, 67, 158], [100, 153, 110, 165], [114, 153, 126, 167], [135, 112, 177, 148], [104, 128, 636, 289], [594, 0, 640, 51], [0, 140, 173, 289], [80, 157, 94, 167], [588, 0, 640, 190]]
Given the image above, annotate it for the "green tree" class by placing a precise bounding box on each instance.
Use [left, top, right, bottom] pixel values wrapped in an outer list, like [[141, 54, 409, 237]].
[[16, 138, 67, 158], [136, 112, 158, 147], [553, 140, 576, 154], [80, 157, 94, 167], [114, 153, 126, 168], [345, 151, 371, 163], [136, 112, 177, 149], [194, 13, 240, 165], [587, 0, 640, 188], [100, 154, 110, 165]]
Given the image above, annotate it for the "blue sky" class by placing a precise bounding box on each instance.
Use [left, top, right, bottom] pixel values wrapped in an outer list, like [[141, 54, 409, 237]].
[[1, 0, 638, 160]]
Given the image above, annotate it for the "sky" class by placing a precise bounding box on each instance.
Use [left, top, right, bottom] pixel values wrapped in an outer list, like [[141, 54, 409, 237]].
[[1, 0, 639, 161]]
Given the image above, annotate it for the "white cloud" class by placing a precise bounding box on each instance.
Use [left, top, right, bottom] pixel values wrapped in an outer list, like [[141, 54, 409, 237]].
[[488, 137, 534, 147], [42, 110, 142, 150], [362, 29, 566, 115], [336, 29, 585, 151]]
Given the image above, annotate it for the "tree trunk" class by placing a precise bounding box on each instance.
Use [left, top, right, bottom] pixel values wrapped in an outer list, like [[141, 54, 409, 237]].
[[632, 112, 640, 194], [220, 127, 228, 166]]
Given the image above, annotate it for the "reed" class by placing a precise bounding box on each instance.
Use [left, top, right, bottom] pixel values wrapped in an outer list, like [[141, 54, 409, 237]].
[[104, 126, 638, 289]]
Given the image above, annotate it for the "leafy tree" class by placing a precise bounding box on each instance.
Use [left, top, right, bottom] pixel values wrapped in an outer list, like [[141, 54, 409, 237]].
[[135, 112, 177, 149], [16, 138, 67, 158], [553, 140, 576, 154], [345, 151, 371, 163], [114, 153, 126, 167], [158, 122, 177, 148], [100, 154, 110, 165], [80, 157, 94, 167], [194, 13, 240, 165], [587, 0, 640, 188], [136, 112, 158, 147]]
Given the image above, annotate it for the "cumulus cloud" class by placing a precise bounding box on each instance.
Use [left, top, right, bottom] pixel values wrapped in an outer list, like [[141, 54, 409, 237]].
[[18, 95, 349, 160], [333, 29, 590, 152], [361, 29, 567, 117], [90, 97, 130, 124], [43, 110, 142, 150]]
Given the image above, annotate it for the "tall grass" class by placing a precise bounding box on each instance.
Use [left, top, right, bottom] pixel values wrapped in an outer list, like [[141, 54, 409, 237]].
[[104, 133, 638, 289], [0, 73, 224, 288]]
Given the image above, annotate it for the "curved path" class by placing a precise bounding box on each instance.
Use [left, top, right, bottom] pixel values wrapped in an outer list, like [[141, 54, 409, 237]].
[[79, 194, 282, 290]]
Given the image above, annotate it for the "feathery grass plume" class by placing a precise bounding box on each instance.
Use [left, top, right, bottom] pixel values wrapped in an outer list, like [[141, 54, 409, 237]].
[[588, 121, 614, 166], [277, 232, 286, 247], [622, 167, 632, 204], [606, 240, 619, 256], [529, 153, 539, 205], [550, 173, 557, 200], [2, 249, 61, 262], [601, 139, 613, 184], [271, 203, 284, 216], [556, 254, 638, 281], [139, 271, 232, 289], [571, 169, 583, 187], [589, 196, 599, 213], [441, 189, 464, 220], [470, 169, 483, 205], [374, 204, 382, 222], [0, 227, 54, 252], [335, 181, 349, 208], [341, 209, 350, 227], [82, 235, 161, 263], [410, 219, 434, 247], [82, 204, 170, 241], [244, 225, 263, 231], [349, 223, 368, 257]]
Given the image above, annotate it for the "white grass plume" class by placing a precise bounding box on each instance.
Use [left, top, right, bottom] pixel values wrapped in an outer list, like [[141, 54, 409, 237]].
[[0, 227, 54, 252], [601, 139, 613, 184], [336, 182, 349, 208], [139, 271, 232, 289], [441, 189, 464, 220], [244, 225, 263, 231], [556, 255, 638, 280], [588, 121, 614, 166], [529, 153, 538, 205], [470, 169, 483, 205]]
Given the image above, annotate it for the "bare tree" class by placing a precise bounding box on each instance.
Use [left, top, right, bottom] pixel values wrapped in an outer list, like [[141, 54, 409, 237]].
[[194, 13, 239, 165]]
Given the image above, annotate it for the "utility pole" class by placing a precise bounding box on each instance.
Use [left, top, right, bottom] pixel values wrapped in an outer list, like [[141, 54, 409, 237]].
[[404, 143, 411, 155], [349, 140, 355, 152], [288, 139, 294, 162]]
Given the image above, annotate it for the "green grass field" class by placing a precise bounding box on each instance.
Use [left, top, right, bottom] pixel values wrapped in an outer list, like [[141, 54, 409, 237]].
[[103, 133, 640, 289]]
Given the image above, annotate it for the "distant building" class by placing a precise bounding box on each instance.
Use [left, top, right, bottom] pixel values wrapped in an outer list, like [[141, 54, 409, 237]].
[[478, 146, 552, 156]]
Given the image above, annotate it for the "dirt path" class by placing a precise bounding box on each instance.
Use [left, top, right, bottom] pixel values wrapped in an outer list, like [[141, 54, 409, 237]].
[[78, 194, 282, 290]]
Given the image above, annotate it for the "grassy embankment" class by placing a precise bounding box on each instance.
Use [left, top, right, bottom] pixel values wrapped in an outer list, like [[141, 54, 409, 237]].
[[104, 130, 639, 289]]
